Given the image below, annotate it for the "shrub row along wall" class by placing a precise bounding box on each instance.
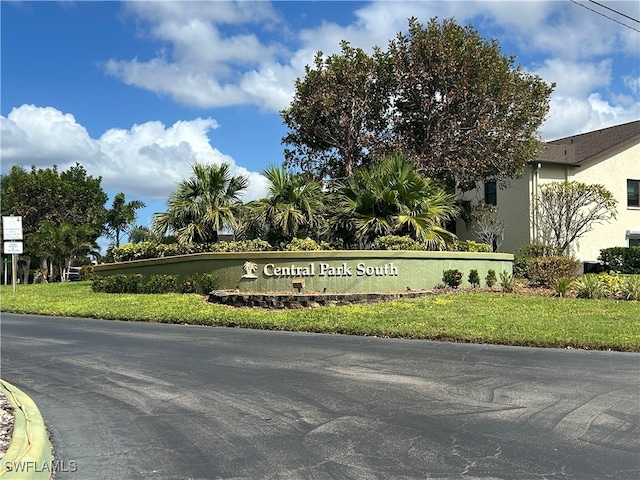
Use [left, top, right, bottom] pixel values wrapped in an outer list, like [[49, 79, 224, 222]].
[[93, 251, 513, 293]]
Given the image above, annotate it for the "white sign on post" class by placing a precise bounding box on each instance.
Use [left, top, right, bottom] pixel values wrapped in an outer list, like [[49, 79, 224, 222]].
[[2, 216, 23, 293], [3, 242, 23, 255], [2, 216, 23, 240]]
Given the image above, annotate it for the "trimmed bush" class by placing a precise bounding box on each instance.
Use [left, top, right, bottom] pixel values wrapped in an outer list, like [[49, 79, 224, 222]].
[[451, 240, 492, 252], [372, 235, 423, 251], [513, 244, 556, 279], [598, 247, 640, 274], [79, 265, 95, 281], [209, 239, 273, 253], [112, 242, 160, 262], [485, 269, 497, 288], [181, 273, 220, 295], [144, 274, 178, 294], [92, 274, 145, 294], [284, 238, 331, 251], [529, 256, 580, 287], [442, 269, 464, 288], [111, 239, 274, 262], [92, 273, 218, 294], [468, 269, 480, 288]]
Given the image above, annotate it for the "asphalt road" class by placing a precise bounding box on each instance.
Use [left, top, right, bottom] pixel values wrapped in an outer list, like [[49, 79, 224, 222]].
[[1, 313, 638, 479]]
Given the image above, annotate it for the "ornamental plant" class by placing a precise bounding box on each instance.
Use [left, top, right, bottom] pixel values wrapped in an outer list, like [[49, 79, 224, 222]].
[[144, 274, 178, 294], [442, 269, 464, 288], [499, 271, 518, 293], [180, 273, 220, 295], [485, 269, 497, 288], [468, 269, 480, 288], [529, 255, 580, 287], [553, 277, 574, 297]]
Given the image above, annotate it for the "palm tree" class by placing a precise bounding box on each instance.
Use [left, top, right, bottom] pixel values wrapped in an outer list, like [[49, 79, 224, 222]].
[[105, 192, 146, 247], [243, 165, 325, 245], [331, 155, 459, 248], [152, 163, 248, 245], [127, 225, 155, 244], [32, 221, 97, 281]]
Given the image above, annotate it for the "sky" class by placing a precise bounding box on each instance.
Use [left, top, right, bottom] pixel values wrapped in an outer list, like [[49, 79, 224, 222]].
[[2, 0, 639, 252]]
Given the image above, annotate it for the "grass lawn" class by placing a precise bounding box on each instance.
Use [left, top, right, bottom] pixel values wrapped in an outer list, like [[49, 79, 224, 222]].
[[1, 282, 638, 352]]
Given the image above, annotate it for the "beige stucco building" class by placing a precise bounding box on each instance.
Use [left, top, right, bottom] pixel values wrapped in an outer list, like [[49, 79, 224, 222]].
[[457, 120, 640, 266]]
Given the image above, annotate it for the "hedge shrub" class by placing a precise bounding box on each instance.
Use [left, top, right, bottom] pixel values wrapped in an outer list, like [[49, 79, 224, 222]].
[[92, 274, 145, 294], [598, 246, 640, 274], [372, 235, 423, 251], [92, 273, 219, 294], [284, 238, 331, 251], [180, 273, 220, 295], [450, 240, 492, 252], [529, 256, 580, 287], [144, 274, 179, 294], [111, 240, 274, 262], [442, 269, 464, 288], [485, 269, 497, 287], [513, 244, 556, 279]]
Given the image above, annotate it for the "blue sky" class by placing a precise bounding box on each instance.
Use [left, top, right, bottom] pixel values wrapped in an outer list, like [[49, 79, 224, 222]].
[[2, 1, 639, 251]]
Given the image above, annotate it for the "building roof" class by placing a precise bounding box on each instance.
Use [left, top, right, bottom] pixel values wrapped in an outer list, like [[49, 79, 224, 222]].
[[536, 119, 640, 166]]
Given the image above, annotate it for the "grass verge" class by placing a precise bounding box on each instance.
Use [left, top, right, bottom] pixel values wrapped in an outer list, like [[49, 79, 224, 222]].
[[1, 282, 639, 351]]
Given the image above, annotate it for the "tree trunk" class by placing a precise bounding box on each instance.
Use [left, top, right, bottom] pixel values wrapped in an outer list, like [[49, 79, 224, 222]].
[[20, 257, 31, 284]]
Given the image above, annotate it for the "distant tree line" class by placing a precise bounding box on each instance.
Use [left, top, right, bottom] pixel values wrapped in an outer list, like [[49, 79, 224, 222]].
[[0, 164, 145, 283]]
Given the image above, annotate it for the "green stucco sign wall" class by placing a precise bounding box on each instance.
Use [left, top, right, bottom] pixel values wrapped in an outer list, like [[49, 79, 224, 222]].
[[94, 250, 513, 293]]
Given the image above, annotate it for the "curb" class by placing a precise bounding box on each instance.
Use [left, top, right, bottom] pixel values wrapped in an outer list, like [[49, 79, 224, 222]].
[[0, 380, 53, 480]]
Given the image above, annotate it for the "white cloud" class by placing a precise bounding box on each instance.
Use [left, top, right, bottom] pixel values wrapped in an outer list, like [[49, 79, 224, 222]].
[[2, 4, 636, 204], [540, 95, 594, 140], [533, 58, 612, 97], [541, 93, 640, 140], [0, 105, 103, 167], [624, 75, 640, 95], [102, 0, 639, 139], [582, 93, 640, 133], [0, 105, 268, 202], [104, 0, 293, 110]]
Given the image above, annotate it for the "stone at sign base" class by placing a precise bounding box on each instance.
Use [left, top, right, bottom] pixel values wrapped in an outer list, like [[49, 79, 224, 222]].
[[208, 290, 435, 308]]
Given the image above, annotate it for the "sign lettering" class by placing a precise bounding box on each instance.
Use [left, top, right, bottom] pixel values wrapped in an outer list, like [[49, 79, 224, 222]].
[[260, 262, 398, 278]]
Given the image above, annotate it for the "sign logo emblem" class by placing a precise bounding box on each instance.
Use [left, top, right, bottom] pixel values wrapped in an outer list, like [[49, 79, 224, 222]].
[[241, 261, 258, 279]]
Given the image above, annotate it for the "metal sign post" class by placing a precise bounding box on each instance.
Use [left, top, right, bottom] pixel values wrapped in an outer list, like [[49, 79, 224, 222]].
[[12, 254, 17, 293]]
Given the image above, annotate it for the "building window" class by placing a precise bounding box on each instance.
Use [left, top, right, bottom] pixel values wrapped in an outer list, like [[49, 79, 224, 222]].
[[627, 231, 640, 247], [628, 179, 640, 207], [484, 181, 497, 205]]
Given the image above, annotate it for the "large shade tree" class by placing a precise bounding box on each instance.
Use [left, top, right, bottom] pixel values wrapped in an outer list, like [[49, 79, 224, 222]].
[[152, 163, 248, 245], [331, 155, 459, 249], [281, 41, 395, 180], [281, 18, 554, 191], [389, 17, 553, 191]]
